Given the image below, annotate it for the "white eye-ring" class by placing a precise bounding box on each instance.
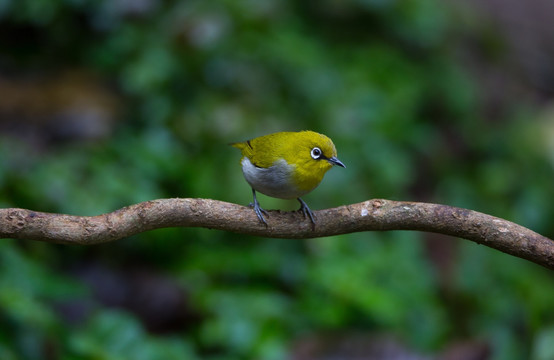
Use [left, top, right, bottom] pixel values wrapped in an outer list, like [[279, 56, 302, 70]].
[[311, 147, 322, 160]]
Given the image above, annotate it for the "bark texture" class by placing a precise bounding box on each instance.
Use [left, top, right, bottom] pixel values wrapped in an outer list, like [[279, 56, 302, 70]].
[[1, 198, 553, 269]]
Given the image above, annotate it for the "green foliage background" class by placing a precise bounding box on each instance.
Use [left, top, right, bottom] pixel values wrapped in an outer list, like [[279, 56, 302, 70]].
[[1, 0, 554, 359]]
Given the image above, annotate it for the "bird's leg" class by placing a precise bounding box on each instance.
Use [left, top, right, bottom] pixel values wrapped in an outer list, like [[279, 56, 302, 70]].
[[297, 198, 316, 225], [249, 188, 268, 225]]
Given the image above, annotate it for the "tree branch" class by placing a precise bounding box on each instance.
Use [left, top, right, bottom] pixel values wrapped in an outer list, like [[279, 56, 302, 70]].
[[1, 198, 553, 269]]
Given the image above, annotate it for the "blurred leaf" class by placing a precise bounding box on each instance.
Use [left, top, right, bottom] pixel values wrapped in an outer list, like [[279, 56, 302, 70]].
[[532, 326, 554, 360], [69, 310, 198, 360]]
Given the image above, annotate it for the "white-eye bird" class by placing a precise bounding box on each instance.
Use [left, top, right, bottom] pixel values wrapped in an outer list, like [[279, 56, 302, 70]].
[[231, 130, 345, 225]]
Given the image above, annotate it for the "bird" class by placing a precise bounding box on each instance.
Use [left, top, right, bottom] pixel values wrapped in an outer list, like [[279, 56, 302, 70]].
[[231, 130, 345, 225]]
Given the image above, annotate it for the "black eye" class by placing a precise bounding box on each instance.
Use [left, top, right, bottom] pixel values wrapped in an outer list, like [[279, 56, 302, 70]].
[[311, 147, 322, 160]]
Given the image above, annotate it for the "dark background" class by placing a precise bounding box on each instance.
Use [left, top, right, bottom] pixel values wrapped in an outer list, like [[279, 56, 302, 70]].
[[1, 0, 554, 359]]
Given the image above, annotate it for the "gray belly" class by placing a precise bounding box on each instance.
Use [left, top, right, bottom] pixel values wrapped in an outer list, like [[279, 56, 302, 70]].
[[241, 158, 305, 199]]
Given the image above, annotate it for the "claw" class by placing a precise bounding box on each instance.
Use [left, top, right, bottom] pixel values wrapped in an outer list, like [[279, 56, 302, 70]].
[[297, 198, 316, 225], [250, 189, 268, 226]]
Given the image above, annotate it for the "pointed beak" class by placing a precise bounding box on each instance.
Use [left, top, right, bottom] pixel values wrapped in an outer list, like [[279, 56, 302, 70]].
[[327, 156, 346, 168]]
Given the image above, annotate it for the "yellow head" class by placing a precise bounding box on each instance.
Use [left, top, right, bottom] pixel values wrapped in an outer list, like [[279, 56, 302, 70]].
[[276, 131, 343, 193], [231, 130, 345, 197]]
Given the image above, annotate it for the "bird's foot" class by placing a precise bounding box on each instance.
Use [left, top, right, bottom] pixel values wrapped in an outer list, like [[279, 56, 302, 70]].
[[249, 189, 269, 226], [297, 198, 316, 226], [249, 201, 269, 226]]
